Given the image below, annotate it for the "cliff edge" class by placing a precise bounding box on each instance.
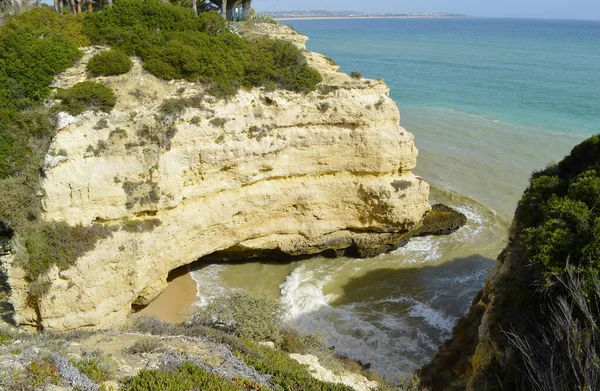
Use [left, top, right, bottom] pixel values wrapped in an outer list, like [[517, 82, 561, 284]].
[[1, 23, 432, 331], [421, 135, 600, 390]]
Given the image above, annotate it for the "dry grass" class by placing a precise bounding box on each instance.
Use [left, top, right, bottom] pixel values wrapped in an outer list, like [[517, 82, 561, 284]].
[[505, 268, 600, 391]]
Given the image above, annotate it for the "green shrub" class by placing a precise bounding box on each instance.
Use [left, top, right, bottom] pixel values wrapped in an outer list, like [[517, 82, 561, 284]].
[[83, 0, 321, 98], [0, 107, 57, 179], [125, 337, 165, 354], [518, 134, 600, 291], [72, 354, 119, 382], [130, 316, 178, 336], [159, 98, 188, 116], [24, 221, 115, 281], [350, 71, 362, 79], [0, 10, 82, 112], [27, 358, 61, 388], [122, 218, 162, 233], [190, 293, 283, 344], [122, 180, 161, 209], [239, 343, 354, 391], [0, 329, 12, 345], [56, 81, 117, 115], [87, 49, 133, 76], [3, 8, 90, 47], [123, 361, 240, 391]]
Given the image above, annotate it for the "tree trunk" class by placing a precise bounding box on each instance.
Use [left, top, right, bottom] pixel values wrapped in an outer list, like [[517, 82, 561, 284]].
[[106, 0, 112, 6], [87, 0, 92, 12], [12, 0, 21, 12], [221, 0, 227, 18], [54, 0, 60, 12], [76, 0, 81, 14], [242, 0, 251, 20], [69, 0, 76, 14], [191, 0, 197, 15]]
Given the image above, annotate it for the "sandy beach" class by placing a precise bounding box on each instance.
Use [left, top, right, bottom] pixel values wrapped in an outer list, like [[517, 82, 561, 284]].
[[136, 266, 199, 324]]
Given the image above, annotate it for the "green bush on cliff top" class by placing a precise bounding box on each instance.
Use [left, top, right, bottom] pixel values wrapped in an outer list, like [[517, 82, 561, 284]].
[[0, 9, 82, 114], [0, 2, 321, 297], [87, 48, 133, 76], [55, 81, 117, 115], [518, 134, 600, 291], [83, 0, 321, 97]]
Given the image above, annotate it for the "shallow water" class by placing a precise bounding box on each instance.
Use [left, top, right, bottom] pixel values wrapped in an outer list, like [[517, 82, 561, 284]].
[[190, 18, 599, 380], [190, 186, 507, 378]]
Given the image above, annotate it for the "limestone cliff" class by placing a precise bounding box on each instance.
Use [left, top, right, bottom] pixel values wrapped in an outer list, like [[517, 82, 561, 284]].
[[1, 24, 432, 331], [421, 135, 600, 390], [420, 218, 536, 390]]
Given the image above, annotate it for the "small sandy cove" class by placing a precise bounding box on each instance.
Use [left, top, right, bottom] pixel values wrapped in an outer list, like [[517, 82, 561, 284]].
[[136, 266, 199, 323]]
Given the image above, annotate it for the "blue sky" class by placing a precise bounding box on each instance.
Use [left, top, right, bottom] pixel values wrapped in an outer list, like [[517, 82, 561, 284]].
[[251, 0, 600, 20]]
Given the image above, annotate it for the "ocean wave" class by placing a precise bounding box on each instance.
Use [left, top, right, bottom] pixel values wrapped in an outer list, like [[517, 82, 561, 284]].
[[390, 236, 441, 263], [373, 295, 456, 334], [408, 301, 456, 334], [189, 264, 228, 307], [280, 264, 423, 379]]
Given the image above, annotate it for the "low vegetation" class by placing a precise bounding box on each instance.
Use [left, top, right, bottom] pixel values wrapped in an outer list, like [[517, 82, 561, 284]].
[[71, 352, 119, 383], [518, 135, 600, 291], [503, 134, 600, 390], [56, 81, 117, 115], [121, 218, 162, 233], [123, 361, 248, 391], [350, 71, 362, 79], [26, 358, 61, 388], [190, 293, 284, 344], [83, 0, 321, 97], [87, 48, 133, 76], [125, 337, 165, 354]]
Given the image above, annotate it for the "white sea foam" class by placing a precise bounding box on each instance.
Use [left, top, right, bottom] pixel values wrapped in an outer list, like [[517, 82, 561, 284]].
[[390, 236, 441, 263], [189, 264, 228, 307], [280, 265, 422, 379], [186, 194, 497, 381], [407, 301, 456, 334], [373, 295, 456, 334]]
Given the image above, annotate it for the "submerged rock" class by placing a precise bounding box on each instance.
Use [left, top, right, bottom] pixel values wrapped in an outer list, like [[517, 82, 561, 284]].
[[416, 204, 467, 237]]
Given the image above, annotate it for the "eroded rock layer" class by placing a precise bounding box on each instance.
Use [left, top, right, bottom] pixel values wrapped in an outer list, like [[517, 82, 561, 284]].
[[3, 24, 431, 331]]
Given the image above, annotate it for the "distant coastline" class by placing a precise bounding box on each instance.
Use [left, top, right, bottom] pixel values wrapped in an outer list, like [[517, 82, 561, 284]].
[[267, 11, 474, 21], [274, 16, 475, 21]]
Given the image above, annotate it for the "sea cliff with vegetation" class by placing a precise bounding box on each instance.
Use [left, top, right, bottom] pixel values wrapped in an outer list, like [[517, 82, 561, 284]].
[[1, 1, 598, 390], [0, 0, 459, 332], [421, 135, 600, 390], [0, 0, 465, 389]]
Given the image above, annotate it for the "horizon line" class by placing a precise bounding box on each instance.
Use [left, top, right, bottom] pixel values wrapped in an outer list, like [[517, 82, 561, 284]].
[[259, 10, 600, 22]]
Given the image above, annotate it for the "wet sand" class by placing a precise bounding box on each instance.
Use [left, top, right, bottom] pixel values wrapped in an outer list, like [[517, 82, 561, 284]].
[[136, 266, 199, 323]]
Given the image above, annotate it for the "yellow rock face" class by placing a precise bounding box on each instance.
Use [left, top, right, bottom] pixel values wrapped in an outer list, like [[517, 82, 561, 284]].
[[6, 24, 430, 331]]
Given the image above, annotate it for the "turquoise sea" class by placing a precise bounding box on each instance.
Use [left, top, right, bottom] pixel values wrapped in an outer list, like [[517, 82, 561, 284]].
[[190, 18, 600, 381]]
